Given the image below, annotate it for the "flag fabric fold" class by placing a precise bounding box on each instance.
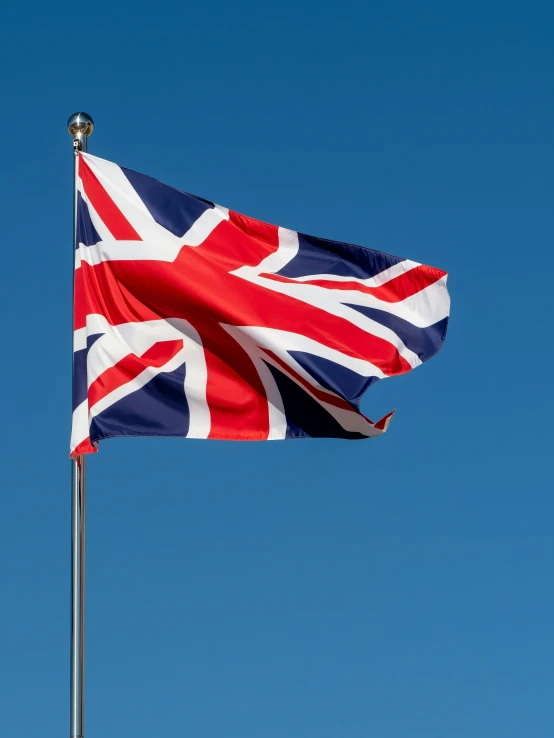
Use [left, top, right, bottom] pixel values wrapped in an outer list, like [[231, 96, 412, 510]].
[[71, 153, 450, 456]]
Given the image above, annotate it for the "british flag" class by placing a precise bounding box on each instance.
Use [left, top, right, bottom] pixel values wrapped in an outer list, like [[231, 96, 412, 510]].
[[71, 153, 450, 456]]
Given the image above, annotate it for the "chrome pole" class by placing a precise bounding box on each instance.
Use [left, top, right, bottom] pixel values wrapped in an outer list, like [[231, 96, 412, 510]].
[[68, 112, 94, 738]]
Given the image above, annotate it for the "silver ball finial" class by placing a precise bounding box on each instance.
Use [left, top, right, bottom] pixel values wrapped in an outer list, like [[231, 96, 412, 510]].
[[67, 112, 94, 138]]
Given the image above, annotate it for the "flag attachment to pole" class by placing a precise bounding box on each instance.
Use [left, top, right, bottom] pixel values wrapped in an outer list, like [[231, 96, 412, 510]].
[[68, 112, 93, 738]]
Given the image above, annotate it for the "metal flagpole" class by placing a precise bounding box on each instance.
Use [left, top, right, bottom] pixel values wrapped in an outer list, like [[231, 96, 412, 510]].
[[67, 112, 94, 738]]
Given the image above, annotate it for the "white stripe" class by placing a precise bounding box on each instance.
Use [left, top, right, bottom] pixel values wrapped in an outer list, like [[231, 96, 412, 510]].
[[166, 319, 211, 439], [214, 204, 229, 218], [77, 238, 178, 265], [70, 399, 89, 454], [85, 313, 111, 335], [251, 227, 299, 272]]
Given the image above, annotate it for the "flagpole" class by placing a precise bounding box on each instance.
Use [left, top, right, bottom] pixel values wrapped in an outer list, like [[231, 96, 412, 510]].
[[68, 112, 94, 738]]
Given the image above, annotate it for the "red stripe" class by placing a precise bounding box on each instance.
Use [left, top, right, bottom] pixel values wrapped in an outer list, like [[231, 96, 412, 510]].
[[79, 155, 142, 241], [70, 437, 98, 458], [196, 321, 270, 440], [260, 264, 445, 302], [88, 340, 183, 408], [374, 409, 395, 430], [73, 266, 86, 332]]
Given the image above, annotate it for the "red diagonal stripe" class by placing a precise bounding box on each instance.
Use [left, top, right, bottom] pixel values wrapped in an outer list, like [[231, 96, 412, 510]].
[[88, 339, 183, 408], [260, 264, 446, 302], [262, 349, 357, 413], [79, 155, 142, 241]]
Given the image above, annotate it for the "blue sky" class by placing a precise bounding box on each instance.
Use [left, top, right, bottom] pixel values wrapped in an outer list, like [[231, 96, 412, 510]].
[[1, 1, 553, 736]]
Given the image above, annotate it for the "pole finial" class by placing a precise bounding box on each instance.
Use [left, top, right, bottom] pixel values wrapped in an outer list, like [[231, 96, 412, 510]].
[[68, 112, 94, 138], [68, 112, 94, 153]]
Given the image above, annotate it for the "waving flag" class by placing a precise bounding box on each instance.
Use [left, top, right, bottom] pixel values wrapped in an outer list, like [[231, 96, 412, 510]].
[[71, 153, 450, 456]]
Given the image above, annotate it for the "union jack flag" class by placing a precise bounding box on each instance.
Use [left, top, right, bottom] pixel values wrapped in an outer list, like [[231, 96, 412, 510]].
[[71, 153, 450, 456]]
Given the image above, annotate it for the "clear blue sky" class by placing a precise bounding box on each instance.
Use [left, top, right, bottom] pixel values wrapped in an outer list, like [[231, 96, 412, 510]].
[[1, 1, 553, 736]]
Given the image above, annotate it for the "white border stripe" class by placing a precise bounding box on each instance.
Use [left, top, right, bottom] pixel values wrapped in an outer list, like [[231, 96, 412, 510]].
[[289, 259, 421, 287]]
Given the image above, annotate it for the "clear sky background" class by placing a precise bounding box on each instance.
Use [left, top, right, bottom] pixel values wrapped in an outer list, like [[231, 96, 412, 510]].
[[1, 1, 553, 736]]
